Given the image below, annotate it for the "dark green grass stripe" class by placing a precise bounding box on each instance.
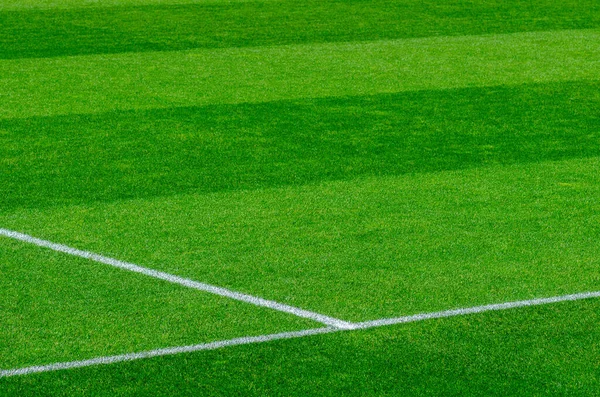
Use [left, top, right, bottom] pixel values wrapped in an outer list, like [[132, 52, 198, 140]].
[[1, 0, 599, 59], [1, 300, 598, 396], [1, 80, 599, 213]]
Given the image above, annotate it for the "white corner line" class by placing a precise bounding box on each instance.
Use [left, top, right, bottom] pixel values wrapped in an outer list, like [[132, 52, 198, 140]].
[[1, 290, 599, 378], [352, 290, 600, 329], [0, 228, 354, 330], [0, 328, 337, 378]]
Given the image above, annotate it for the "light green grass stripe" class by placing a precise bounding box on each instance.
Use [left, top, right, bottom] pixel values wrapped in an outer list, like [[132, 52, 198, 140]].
[[0, 228, 354, 329], [1, 29, 598, 119], [0, 0, 263, 11], [0, 238, 315, 369], [3, 156, 599, 320]]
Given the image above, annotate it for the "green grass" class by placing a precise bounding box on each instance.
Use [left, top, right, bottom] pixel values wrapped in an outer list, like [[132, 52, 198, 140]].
[[0, 0, 262, 11], [2, 300, 599, 396], [2, 0, 599, 59], [3, 157, 600, 321], [1, 0, 599, 394], [0, 238, 314, 369], [2, 29, 600, 119], [2, 81, 599, 211]]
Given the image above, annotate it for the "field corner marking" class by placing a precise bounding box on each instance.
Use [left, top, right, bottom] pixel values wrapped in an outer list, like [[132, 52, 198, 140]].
[[0, 227, 352, 329], [2, 290, 599, 378], [0, 327, 337, 378]]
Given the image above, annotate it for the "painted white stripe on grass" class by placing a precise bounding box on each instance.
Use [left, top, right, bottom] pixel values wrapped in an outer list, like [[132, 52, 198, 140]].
[[0, 327, 336, 378], [1, 290, 599, 378], [0, 228, 354, 329], [353, 290, 600, 329]]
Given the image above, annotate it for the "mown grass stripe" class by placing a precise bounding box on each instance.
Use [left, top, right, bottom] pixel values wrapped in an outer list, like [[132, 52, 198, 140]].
[[4, 156, 598, 321], [2, 0, 599, 59], [2, 80, 598, 212], [0, 228, 353, 329], [2, 291, 599, 378], [0, 0, 266, 10], [0, 236, 320, 370], [1, 29, 599, 119]]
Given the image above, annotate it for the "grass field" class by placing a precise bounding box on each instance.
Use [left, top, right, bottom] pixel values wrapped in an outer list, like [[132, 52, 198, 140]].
[[1, 0, 599, 395]]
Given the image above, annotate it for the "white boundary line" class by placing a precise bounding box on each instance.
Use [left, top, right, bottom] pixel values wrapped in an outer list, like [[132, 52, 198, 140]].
[[353, 290, 600, 328], [0, 228, 354, 330], [0, 328, 337, 378], [1, 290, 599, 378]]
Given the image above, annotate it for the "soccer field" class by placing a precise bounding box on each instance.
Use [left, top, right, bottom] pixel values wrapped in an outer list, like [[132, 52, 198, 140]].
[[1, 0, 599, 395]]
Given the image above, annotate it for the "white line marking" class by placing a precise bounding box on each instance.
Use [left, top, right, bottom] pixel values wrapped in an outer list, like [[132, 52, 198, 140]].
[[353, 290, 600, 329], [1, 290, 598, 378], [0, 328, 337, 378], [0, 228, 354, 330]]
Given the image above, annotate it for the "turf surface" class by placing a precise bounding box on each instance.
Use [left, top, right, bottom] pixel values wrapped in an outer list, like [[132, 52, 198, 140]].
[[2, 0, 599, 59], [2, 80, 599, 211], [2, 300, 599, 396], [1, 0, 599, 394], [3, 157, 600, 321], [0, 0, 261, 10], [2, 29, 600, 119], [0, 239, 314, 369]]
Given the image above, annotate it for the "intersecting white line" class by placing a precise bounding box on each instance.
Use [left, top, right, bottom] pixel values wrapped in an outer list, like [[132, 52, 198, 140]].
[[352, 290, 600, 328], [0, 228, 354, 329], [0, 328, 337, 378], [1, 290, 599, 378]]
